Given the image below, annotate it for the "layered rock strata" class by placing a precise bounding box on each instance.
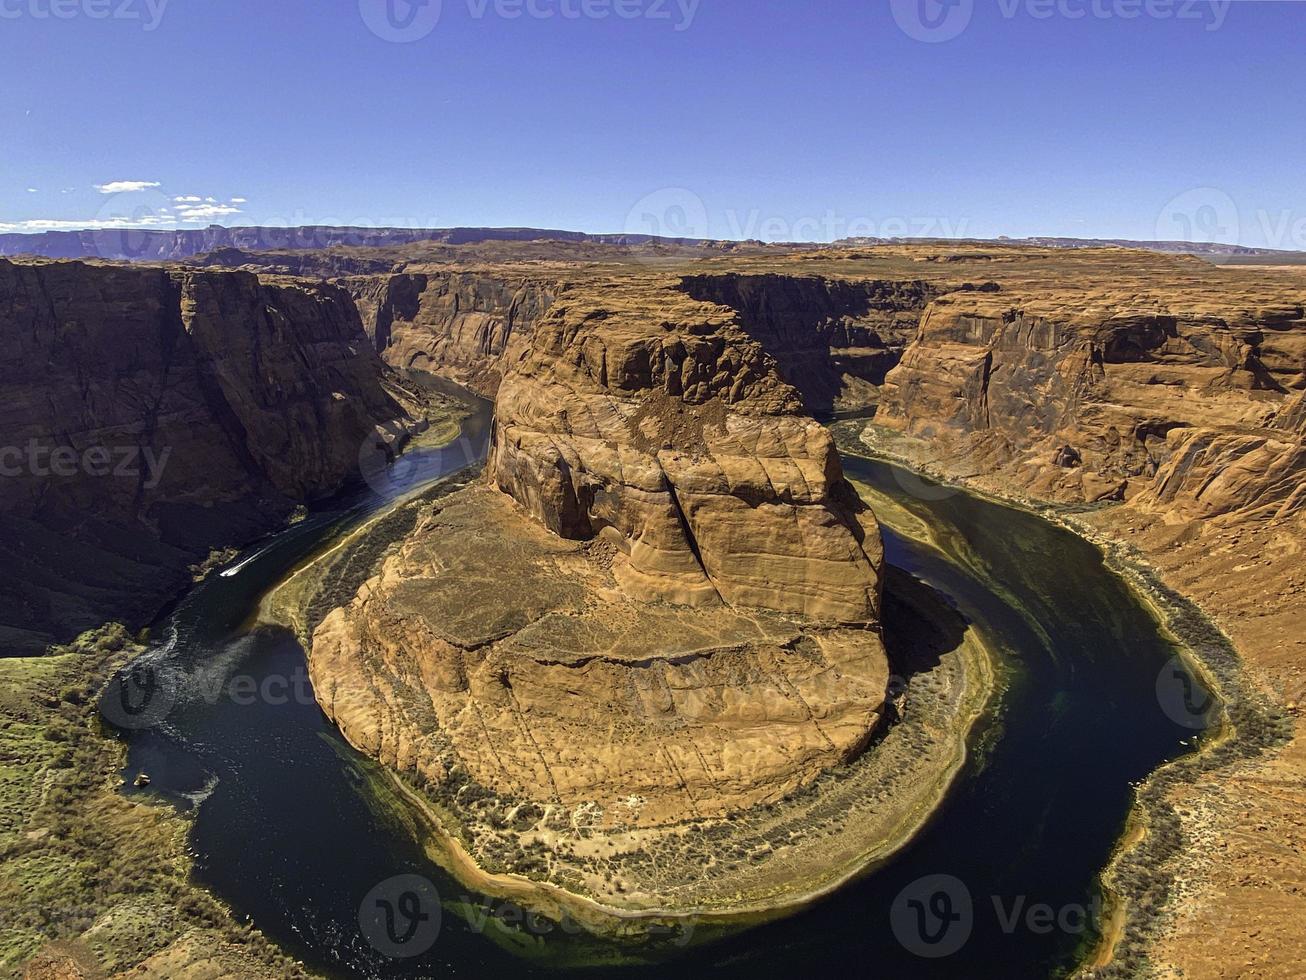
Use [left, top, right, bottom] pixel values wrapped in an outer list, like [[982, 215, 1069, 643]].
[[311, 486, 890, 829], [345, 271, 555, 392], [488, 278, 884, 621], [849, 251, 1306, 979], [0, 258, 410, 652], [678, 272, 936, 412], [306, 274, 898, 910], [876, 276, 1306, 514]]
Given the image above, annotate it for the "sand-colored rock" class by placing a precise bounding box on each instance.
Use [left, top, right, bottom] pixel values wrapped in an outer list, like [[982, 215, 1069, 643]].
[[310, 486, 889, 830], [345, 271, 555, 392], [875, 266, 1305, 512], [303, 262, 903, 915], [489, 277, 884, 624], [309, 270, 894, 824]]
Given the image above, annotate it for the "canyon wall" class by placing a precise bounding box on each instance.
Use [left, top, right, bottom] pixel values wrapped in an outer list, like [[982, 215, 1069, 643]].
[[344, 272, 556, 392], [678, 273, 936, 412], [0, 258, 408, 653], [876, 283, 1306, 512], [489, 277, 884, 623]]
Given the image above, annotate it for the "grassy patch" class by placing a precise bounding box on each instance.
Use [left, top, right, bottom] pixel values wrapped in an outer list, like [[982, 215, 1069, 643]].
[[0, 625, 313, 979]]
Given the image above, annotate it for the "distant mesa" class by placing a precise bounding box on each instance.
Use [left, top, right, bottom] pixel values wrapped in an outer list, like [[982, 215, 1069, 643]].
[[0, 224, 1295, 263], [0, 225, 718, 262]]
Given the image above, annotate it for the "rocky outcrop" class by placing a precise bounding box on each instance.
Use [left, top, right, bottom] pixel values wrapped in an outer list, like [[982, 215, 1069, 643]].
[[310, 487, 890, 830], [344, 272, 555, 393], [1132, 426, 1306, 522], [306, 272, 894, 893], [0, 258, 408, 653], [489, 278, 884, 623], [678, 273, 937, 412], [877, 284, 1306, 509]]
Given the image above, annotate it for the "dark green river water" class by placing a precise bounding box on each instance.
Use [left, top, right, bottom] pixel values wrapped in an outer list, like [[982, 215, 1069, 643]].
[[105, 385, 1211, 979]]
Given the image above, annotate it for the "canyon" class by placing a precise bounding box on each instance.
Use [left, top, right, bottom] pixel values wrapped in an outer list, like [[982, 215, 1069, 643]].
[[302, 239, 1304, 969], [0, 258, 425, 655], [2, 239, 1303, 977], [297, 266, 948, 917]]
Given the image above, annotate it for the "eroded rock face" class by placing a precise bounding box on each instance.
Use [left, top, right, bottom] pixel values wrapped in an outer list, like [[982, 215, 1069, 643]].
[[310, 487, 889, 829], [0, 258, 407, 652], [1133, 427, 1306, 522], [679, 273, 936, 412], [489, 278, 884, 624], [345, 272, 556, 392], [877, 285, 1306, 513], [309, 272, 891, 848]]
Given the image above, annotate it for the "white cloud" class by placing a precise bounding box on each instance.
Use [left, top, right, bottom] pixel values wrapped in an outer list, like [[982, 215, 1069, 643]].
[[231, 197, 248, 204], [1, 198, 245, 234], [95, 180, 163, 194], [0, 215, 174, 233], [26, 188, 38, 193], [174, 195, 202, 203], [173, 202, 244, 222]]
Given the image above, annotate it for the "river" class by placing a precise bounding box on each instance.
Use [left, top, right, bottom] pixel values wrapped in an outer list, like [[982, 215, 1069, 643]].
[[107, 381, 1211, 979]]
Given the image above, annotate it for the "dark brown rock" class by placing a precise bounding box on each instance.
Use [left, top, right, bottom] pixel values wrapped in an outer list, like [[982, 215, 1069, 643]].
[[0, 258, 408, 653]]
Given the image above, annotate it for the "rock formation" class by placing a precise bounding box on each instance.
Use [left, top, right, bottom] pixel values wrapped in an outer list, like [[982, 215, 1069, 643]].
[[306, 272, 894, 895], [678, 272, 935, 412], [0, 258, 411, 653], [488, 276, 884, 621], [345, 271, 555, 392], [874, 262, 1306, 514], [310, 487, 890, 829]]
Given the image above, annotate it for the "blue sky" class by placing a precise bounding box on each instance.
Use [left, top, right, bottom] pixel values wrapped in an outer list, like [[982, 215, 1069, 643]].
[[1, 0, 1302, 246]]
